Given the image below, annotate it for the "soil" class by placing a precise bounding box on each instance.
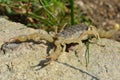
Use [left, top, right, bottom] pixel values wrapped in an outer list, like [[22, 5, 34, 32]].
[[75, 0, 120, 30]]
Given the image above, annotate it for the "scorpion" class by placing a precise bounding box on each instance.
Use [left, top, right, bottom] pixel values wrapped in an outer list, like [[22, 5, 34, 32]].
[[3, 24, 100, 64]]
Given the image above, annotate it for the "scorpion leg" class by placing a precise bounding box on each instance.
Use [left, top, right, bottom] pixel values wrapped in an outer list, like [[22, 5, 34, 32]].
[[45, 40, 62, 64]]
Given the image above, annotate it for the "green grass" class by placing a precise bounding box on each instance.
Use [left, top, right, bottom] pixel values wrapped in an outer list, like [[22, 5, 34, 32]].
[[0, 0, 92, 32]]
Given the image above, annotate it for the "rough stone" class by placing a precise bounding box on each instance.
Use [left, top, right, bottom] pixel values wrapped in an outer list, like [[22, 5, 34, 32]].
[[0, 18, 120, 80]]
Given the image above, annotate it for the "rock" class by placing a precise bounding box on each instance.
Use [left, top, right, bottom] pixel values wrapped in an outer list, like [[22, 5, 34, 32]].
[[0, 18, 120, 80]]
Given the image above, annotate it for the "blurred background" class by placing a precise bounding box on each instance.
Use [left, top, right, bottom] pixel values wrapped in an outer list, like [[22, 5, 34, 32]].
[[0, 0, 120, 41]]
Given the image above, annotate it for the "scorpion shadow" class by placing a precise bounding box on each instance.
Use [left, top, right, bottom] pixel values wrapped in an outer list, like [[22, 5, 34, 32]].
[[33, 60, 99, 80]]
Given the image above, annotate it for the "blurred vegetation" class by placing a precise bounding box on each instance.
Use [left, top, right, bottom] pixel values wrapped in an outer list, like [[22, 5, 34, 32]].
[[0, 0, 92, 32]]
